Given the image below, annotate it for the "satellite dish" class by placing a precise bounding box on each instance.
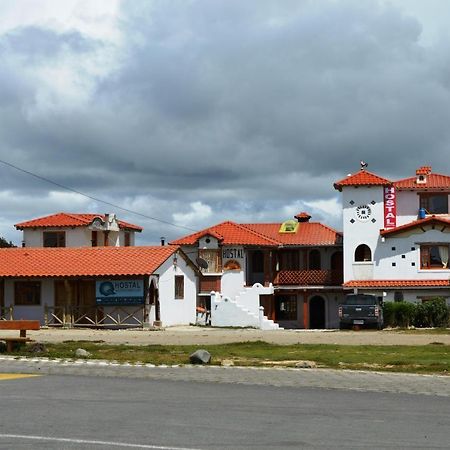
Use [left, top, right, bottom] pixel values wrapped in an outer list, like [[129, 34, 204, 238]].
[[196, 257, 209, 270]]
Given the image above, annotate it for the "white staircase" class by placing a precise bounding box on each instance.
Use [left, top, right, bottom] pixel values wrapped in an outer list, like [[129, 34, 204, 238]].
[[210, 283, 281, 330]]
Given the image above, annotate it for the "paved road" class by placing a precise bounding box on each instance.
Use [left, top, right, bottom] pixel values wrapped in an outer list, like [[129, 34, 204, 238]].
[[1, 370, 450, 449], [1, 355, 450, 397]]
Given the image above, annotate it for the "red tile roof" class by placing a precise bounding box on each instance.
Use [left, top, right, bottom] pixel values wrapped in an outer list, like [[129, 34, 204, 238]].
[[171, 221, 342, 247], [15, 213, 143, 232], [394, 172, 450, 190], [171, 221, 279, 246], [344, 280, 450, 288], [334, 170, 392, 191], [0, 246, 176, 278], [380, 216, 450, 236], [244, 223, 341, 246]]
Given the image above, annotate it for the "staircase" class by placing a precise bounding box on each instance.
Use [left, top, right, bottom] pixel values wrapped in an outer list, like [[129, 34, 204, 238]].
[[210, 284, 281, 330]]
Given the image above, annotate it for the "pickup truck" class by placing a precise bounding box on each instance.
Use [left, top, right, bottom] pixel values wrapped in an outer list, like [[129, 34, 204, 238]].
[[338, 294, 383, 329]]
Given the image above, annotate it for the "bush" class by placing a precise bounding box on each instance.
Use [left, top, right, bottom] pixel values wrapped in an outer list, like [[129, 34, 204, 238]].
[[383, 302, 416, 328], [384, 297, 450, 328], [414, 297, 449, 328]]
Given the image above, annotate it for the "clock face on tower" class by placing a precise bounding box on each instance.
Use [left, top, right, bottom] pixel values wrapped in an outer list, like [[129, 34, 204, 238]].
[[355, 204, 372, 222]]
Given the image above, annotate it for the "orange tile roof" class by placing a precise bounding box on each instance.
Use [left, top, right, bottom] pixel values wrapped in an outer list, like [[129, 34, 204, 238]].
[[334, 169, 392, 191], [170, 221, 279, 246], [0, 246, 176, 278], [380, 216, 450, 236], [171, 221, 342, 247], [244, 223, 341, 246], [15, 213, 143, 232], [344, 280, 450, 288], [394, 172, 450, 190]]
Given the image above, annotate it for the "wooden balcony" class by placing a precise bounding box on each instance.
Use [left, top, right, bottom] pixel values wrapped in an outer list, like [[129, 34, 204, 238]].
[[273, 270, 343, 286], [199, 276, 221, 293]]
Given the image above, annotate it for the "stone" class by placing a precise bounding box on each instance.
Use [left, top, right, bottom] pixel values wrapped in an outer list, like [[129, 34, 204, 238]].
[[295, 360, 317, 369], [221, 359, 234, 367], [189, 349, 211, 365], [75, 348, 91, 358], [29, 342, 47, 353]]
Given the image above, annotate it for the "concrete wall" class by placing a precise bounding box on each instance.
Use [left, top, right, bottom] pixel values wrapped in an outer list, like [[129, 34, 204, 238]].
[[156, 254, 197, 327], [23, 228, 133, 247]]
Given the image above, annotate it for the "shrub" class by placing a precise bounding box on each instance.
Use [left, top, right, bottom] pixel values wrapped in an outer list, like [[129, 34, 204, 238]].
[[414, 297, 449, 328], [383, 301, 415, 328]]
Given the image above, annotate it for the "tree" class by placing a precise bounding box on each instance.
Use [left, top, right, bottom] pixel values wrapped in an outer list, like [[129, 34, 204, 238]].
[[0, 236, 15, 248]]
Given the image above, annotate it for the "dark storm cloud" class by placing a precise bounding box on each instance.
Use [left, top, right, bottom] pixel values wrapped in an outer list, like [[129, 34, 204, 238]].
[[1, 0, 450, 244]]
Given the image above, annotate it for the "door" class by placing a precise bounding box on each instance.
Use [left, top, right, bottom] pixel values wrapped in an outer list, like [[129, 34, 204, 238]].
[[309, 296, 325, 329]]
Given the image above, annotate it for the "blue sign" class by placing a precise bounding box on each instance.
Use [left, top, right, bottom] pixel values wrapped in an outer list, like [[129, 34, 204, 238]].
[[96, 280, 144, 305]]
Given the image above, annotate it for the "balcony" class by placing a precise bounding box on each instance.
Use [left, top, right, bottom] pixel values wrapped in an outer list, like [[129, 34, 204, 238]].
[[274, 270, 343, 286], [199, 276, 221, 293]]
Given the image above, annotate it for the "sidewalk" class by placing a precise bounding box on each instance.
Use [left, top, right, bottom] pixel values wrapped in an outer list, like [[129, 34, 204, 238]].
[[1, 326, 450, 346]]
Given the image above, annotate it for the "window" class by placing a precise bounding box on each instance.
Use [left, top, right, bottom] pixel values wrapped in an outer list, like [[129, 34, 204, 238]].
[[419, 194, 448, 214], [124, 232, 131, 247], [43, 231, 65, 247], [276, 295, 297, 320], [355, 244, 372, 262], [279, 220, 299, 233], [309, 250, 321, 270], [394, 291, 404, 302], [175, 275, 184, 299], [15, 281, 41, 305], [420, 245, 449, 269], [91, 231, 98, 247], [279, 250, 299, 270], [199, 249, 221, 273]]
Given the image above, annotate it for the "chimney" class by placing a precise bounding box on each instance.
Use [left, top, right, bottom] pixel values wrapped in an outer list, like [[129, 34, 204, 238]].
[[160, 236, 165, 246], [416, 166, 431, 184], [294, 212, 311, 223]]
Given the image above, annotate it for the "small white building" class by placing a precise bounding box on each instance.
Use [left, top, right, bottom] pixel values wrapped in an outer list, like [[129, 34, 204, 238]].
[[334, 165, 450, 303], [15, 212, 142, 248], [0, 246, 197, 327]]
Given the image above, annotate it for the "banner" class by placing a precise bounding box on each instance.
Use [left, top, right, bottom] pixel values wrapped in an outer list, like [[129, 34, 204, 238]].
[[96, 279, 144, 305], [384, 186, 396, 229]]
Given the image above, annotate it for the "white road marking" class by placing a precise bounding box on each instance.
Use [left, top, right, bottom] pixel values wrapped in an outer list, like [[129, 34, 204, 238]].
[[0, 434, 201, 450]]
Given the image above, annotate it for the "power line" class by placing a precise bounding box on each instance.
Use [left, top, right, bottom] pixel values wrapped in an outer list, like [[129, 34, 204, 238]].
[[0, 158, 198, 232]]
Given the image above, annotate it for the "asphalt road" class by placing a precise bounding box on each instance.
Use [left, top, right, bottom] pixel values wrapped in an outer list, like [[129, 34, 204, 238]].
[[1, 371, 450, 449]]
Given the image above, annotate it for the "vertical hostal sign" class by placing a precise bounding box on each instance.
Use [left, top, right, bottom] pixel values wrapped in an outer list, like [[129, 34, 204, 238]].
[[96, 280, 144, 305], [384, 186, 396, 229]]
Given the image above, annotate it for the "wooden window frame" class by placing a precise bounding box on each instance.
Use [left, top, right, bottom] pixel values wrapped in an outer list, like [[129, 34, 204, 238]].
[[419, 193, 448, 215], [420, 245, 449, 269], [175, 275, 184, 299], [14, 281, 41, 306], [198, 249, 222, 273], [91, 231, 98, 247], [124, 231, 131, 247], [43, 231, 66, 248], [276, 295, 297, 321]]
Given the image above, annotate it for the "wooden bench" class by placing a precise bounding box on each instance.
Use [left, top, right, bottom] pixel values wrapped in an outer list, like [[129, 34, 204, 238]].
[[0, 320, 40, 352]]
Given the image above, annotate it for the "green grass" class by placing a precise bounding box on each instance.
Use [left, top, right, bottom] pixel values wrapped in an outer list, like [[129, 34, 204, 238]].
[[10, 340, 450, 375]]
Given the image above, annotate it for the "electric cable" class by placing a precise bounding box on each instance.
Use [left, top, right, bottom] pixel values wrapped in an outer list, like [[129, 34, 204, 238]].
[[0, 158, 198, 232]]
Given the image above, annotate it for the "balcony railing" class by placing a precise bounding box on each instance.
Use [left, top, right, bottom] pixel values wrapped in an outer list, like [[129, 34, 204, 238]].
[[274, 270, 343, 286]]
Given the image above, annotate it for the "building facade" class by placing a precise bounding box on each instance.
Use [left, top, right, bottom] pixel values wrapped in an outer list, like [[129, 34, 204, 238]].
[[15, 212, 142, 248], [171, 213, 344, 329], [335, 165, 450, 303]]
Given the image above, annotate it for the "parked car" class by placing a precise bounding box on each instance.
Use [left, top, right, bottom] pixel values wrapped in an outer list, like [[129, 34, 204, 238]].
[[339, 294, 384, 330]]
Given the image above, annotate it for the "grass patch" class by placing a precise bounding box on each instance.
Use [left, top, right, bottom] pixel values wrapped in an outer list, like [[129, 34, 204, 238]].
[[9, 340, 450, 375]]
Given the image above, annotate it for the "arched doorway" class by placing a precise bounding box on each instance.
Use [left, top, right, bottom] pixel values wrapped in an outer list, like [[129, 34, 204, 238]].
[[309, 296, 325, 329]]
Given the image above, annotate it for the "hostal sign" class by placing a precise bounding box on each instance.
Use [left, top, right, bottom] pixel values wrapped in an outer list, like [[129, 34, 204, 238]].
[[96, 280, 144, 305]]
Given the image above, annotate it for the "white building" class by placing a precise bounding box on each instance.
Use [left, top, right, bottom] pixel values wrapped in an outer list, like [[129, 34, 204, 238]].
[[334, 165, 450, 303], [171, 214, 344, 329], [15, 212, 142, 248]]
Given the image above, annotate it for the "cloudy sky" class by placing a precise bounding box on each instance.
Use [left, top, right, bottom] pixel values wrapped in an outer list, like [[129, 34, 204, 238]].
[[1, 0, 450, 245]]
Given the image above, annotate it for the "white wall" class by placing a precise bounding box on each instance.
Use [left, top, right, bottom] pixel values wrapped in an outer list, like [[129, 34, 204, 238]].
[[23, 227, 132, 247], [342, 186, 385, 282], [156, 254, 197, 326], [396, 191, 420, 225]]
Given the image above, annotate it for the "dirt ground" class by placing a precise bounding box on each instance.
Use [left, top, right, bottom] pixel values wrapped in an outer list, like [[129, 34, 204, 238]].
[[3, 326, 450, 346]]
